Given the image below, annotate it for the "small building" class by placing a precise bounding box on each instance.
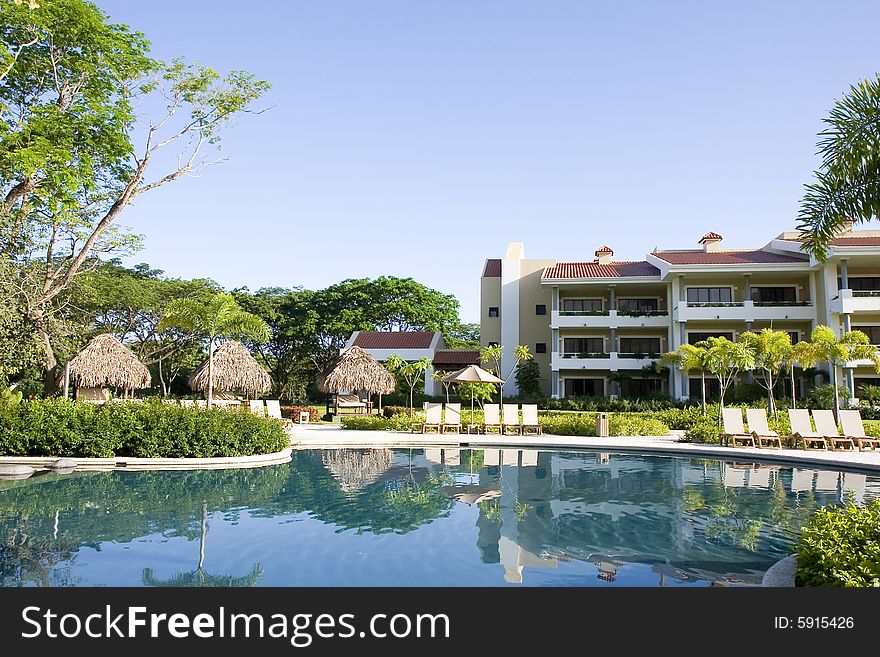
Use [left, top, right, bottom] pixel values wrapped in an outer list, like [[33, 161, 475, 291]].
[[343, 331, 480, 395]]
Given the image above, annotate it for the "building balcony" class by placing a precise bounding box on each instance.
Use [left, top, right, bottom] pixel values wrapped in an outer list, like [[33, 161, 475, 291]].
[[551, 309, 670, 329], [551, 351, 659, 371], [673, 300, 815, 323], [830, 289, 880, 315]]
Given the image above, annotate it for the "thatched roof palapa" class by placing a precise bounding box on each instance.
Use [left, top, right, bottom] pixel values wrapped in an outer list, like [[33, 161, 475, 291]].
[[322, 449, 393, 495], [316, 345, 396, 394], [188, 340, 271, 396], [66, 334, 151, 390]]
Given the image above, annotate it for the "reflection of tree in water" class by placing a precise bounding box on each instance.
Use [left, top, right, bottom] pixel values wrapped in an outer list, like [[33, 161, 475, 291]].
[[1, 519, 78, 587], [322, 449, 393, 496]]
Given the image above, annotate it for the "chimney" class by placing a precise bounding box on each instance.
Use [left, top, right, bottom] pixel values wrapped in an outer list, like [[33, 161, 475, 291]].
[[594, 245, 614, 266], [838, 219, 855, 234], [699, 232, 723, 253]]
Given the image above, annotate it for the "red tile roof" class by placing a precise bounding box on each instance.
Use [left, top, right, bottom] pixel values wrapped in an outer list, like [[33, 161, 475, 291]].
[[483, 259, 502, 277], [652, 250, 808, 265], [352, 331, 437, 349], [543, 261, 660, 279], [433, 350, 481, 366], [828, 237, 880, 246], [699, 231, 723, 242]]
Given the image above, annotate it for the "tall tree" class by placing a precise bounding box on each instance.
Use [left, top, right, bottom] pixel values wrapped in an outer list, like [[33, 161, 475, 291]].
[[700, 337, 755, 413], [480, 344, 532, 404], [740, 329, 792, 415], [798, 75, 880, 259], [658, 343, 710, 414], [0, 0, 269, 391], [385, 355, 431, 417], [807, 325, 880, 420], [158, 293, 270, 408]]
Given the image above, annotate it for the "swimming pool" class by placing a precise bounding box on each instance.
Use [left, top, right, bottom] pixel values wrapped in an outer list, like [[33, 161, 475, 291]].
[[1, 448, 876, 586]]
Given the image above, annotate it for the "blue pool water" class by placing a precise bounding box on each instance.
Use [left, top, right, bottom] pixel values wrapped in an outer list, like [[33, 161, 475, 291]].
[[1, 448, 876, 587]]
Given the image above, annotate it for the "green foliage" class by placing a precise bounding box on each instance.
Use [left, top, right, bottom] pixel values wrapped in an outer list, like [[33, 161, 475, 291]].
[[538, 412, 668, 437], [514, 359, 542, 397], [0, 386, 22, 407], [858, 384, 880, 406], [279, 405, 320, 422], [739, 329, 792, 414], [0, 399, 287, 457], [340, 414, 416, 432], [701, 336, 756, 408], [444, 323, 480, 349], [683, 415, 722, 443], [807, 384, 851, 410], [796, 501, 880, 587], [797, 75, 880, 260], [541, 396, 683, 412]]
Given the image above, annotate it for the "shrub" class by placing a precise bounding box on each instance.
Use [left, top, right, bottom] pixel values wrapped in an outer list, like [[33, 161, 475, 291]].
[[538, 412, 668, 437], [807, 384, 850, 410], [341, 413, 420, 432], [280, 405, 320, 422], [382, 405, 410, 419], [684, 415, 722, 444], [607, 414, 668, 436], [796, 501, 880, 587], [0, 399, 287, 458], [654, 405, 707, 430]]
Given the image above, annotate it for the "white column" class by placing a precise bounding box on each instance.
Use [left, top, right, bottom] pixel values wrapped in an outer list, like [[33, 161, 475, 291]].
[[424, 365, 436, 396], [501, 243, 523, 396]]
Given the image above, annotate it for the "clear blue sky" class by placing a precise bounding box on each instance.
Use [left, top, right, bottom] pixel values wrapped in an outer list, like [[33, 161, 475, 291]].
[[100, 0, 880, 323]]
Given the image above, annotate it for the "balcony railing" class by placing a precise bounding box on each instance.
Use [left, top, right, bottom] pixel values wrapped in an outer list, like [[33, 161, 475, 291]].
[[752, 300, 813, 307], [615, 353, 660, 360], [561, 352, 610, 359], [685, 301, 744, 308], [852, 290, 880, 297], [616, 310, 669, 317], [558, 310, 610, 316]]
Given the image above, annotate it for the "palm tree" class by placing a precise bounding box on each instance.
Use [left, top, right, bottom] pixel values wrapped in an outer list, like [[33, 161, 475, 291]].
[[701, 337, 756, 413], [786, 340, 819, 409], [798, 74, 880, 260], [158, 292, 270, 408], [740, 329, 792, 416], [808, 325, 880, 421], [658, 343, 710, 414]]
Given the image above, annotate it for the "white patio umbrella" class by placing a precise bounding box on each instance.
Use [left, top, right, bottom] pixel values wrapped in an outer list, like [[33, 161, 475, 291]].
[[441, 365, 504, 424]]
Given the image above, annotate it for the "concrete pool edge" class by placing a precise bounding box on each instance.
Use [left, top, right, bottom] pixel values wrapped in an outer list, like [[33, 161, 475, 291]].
[[0, 447, 294, 473], [289, 426, 880, 473]]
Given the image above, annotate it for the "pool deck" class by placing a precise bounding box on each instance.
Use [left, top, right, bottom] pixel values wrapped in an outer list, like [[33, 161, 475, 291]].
[[289, 425, 880, 473]]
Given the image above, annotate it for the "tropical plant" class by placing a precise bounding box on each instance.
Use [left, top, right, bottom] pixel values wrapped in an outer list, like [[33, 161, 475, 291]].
[[739, 329, 792, 415], [480, 344, 533, 405], [514, 359, 542, 397], [808, 325, 880, 420], [658, 343, 710, 414], [786, 340, 820, 409], [385, 355, 431, 417], [700, 337, 756, 413], [798, 75, 880, 260], [858, 384, 880, 407], [158, 293, 270, 408]]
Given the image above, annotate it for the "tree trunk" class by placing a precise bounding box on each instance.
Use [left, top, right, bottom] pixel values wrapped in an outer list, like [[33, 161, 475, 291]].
[[700, 371, 706, 415], [767, 372, 775, 416], [38, 326, 58, 397], [207, 336, 215, 409], [158, 356, 167, 397], [790, 368, 797, 409], [832, 364, 840, 423]]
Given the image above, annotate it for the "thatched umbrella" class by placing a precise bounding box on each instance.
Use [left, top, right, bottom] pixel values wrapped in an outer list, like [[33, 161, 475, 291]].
[[322, 449, 393, 496], [65, 334, 151, 400], [316, 346, 396, 413], [188, 340, 271, 401]]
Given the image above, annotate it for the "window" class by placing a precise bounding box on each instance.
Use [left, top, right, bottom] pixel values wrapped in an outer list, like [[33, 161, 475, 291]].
[[788, 331, 801, 344], [619, 337, 661, 355], [488, 342, 499, 347], [535, 304, 547, 315], [535, 342, 547, 353], [620, 378, 663, 398], [751, 287, 796, 303], [617, 298, 658, 313], [839, 277, 880, 291], [686, 287, 733, 304], [854, 326, 880, 345], [488, 306, 499, 318], [689, 378, 721, 400], [564, 378, 603, 397], [563, 337, 604, 354], [561, 298, 603, 313], [687, 332, 734, 345]]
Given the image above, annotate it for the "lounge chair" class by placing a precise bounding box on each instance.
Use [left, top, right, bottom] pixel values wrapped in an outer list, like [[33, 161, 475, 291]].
[[520, 404, 542, 436], [839, 410, 880, 451], [745, 408, 783, 449], [415, 403, 442, 434], [443, 403, 461, 434], [811, 410, 855, 451], [502, 404, 522, 436], [720, 408, 755, 447], [787, 409, 826, 450], [334, 393, 367, 414], [482, 405, 503, 434], [265, 399, 294, 425]]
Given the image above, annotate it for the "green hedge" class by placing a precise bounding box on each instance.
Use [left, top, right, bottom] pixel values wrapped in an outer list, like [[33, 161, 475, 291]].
[[796, 501, 880, 587], [0, 398, 288, 458]]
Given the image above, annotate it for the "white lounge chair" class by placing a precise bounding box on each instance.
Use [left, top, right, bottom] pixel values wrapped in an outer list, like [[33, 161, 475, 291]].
[[811, 410, 855, 451], [249, 399, 266, 416], [787, 409, 826, 450], [720, 408, 755, 447], [265, 399, 282, 419], [416, 403, 442, 433], [502, 404, 521, 436], [443, 403, 461, 434], [839, 410, 880, 451], [520, 404, 542, 436], [482, 405, 503, 434], [745, 408, 782, 449]]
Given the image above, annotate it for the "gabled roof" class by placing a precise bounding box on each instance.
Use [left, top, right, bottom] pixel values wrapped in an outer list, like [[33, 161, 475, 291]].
[[352, 331, 437, 350], [651, 250, 808, 265], [483, 259, 502, 277], [543, 261, 660, 279], [433, 350, 481, 366], [699, 231, 723, 242], [595, 245, 614, 253]]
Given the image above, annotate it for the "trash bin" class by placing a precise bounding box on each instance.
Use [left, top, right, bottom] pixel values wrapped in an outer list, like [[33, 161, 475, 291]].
[[596, 412, 609, 437]]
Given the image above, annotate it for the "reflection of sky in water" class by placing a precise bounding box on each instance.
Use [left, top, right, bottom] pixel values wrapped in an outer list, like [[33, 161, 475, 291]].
[[1, 449, 877, 587]]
